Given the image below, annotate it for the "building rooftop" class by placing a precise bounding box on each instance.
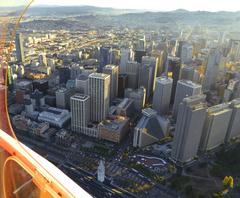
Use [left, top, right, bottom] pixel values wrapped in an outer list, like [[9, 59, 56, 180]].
[[89, 73, 110, 79], [71, 94, 89, 101], [156, 76, 173, 84], [178, 80, 202, 88]]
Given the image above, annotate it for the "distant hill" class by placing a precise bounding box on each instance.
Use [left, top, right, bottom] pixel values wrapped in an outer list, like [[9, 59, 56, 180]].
[[9, 6, 240, 31], [24, 6, 145, 16]]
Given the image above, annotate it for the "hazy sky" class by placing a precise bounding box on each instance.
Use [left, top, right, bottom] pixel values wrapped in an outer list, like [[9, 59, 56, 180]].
[[1, 0, 240, 12], [30, 0, 240, 12]]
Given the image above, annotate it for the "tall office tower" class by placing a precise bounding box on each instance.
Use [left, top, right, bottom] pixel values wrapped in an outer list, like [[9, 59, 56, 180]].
[[171, 94, 207, 163], [88, 73, 110, 122], [118, 74, 128, 98], [225, 99, 240, 142], [15, 33, 25, 63], [229, 39, 240, 61], [203, 49, 222, 91], [180, 66, 200, 83], [152, 77, 173, 115], [138, 56, 158, 99], [58, 67, 71, 84], [56, 87, 74, 109], [166, 56, 182, 104], [176, 40, 186, 58], [125, 61, 140, 89], [103, 65, 119, 102], [223, 79, 240, 102], [71, 94, 90, 132], [99, 46, 111, 71], [134, 50, 146, 63], [151, 50, 167, 76], [124, 87, 146, 111], [136, 37, 146, 51], [181, 43, 193, 64], [109, 49, 120, 65], [120, 47, 134, 73], [75, 74, 89, 94], [38, 53, 47, 66], [200, 103, 232, 152], [173, 80, 202, 118]]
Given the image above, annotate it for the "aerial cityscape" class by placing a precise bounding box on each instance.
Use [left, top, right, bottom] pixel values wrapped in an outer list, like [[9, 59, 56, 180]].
[[1, 1, 240, 198]]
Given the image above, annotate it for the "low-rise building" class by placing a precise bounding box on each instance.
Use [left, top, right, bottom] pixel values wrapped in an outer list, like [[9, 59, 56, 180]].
[[133, 108, 170, 147], [38, 107, 71, 128], [99, 116, 130, 143]]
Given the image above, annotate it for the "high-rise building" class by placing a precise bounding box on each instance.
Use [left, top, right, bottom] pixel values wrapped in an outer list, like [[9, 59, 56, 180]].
[[71, 94, 90, 132], [124, 87, 146, 111], [225, 99, 240, 142], [88, 73, 110, 122], [38, 53, 47, 66], [136, 37, 146, 51], [166, 56, 182, 104], [103, 65, 119, 102], [203, 49, 222, 91], [200, 103, 232, 152], [152, 77, 173, 115], [99, 46, 111, 71], [134, 50, 146, 63], [125, 61, 140, 89], [171, 95, 207, 164], [109, 49, 120, 65], [120, 47, 134, 73], [180, 43, 193, 64], [173, 80, 202, 118], [138, 56, 158, 99], [15, 33, 25, 63], [56, 87, 74, 109], [229, 39, 240, 61], [58, 67, 71, 84], [118, 74, 128, 98], [180, 66, 200, 83], [75, 74, 89, 94]]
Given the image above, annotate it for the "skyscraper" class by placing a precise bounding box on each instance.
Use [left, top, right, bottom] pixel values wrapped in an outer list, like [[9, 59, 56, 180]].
[[118, 74, 128, 98], [138, 56, 158, 99], [56, 87, 74, 109], [88, 73, 110, 122], [15, 33, 25, 63], [225, 99, 240, 142], [171, 94, 207, 164], [71, 94, 90, 133], [120, 47, 134, 73], [180, 43, 193, 64], [180, 66, 200, 83], [125, 61, 140, 89], [200, 103, 232, 152], [152, 76, 173, 115], [103, 65, 119, 102], [166, 56, 182, 104], [38, 53, 47, 66], [203, 49, 222, 91], [99, 46, 111, 71], [173, 80, 202, 118]]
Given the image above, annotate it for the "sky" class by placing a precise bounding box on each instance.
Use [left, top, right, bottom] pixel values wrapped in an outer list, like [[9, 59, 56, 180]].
[[1, 0, 240, 12], [31, 0, 240, 12]]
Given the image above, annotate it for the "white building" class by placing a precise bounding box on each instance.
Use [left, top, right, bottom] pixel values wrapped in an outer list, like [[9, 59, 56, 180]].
[[173, 80, 202, 118], [152, 77, 173, 115], [71, 94, 90, 132], [88, 73, 110, 122], [103, 65, 119, 102]]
